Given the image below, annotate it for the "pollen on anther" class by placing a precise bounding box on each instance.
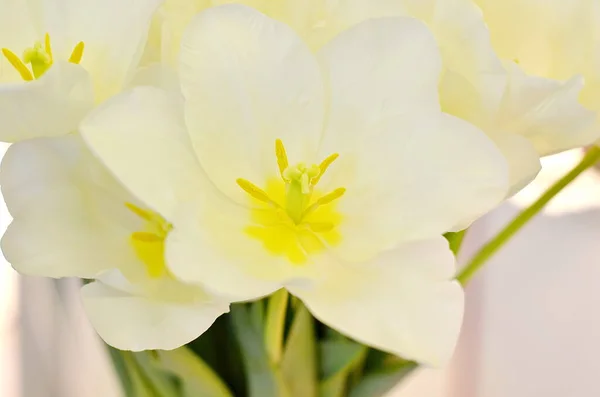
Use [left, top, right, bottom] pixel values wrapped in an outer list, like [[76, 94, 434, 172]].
[[275, 139, 289, 179], [312, 153, 339, 186], [237, 178, 274, 204], [1, 48, 33, 81], [69, 42, 85, 64]]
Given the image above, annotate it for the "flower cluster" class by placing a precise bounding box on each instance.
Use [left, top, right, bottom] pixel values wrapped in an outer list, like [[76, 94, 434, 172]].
[[1, 0, 598, 368]]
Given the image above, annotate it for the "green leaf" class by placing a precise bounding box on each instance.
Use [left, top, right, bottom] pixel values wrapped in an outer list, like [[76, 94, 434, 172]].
[[281, 305, 317, 397], [122, 353, 156, 397], [134, 352, 182, 397], [231, 304, 292, 397], [348, 361, 418, 397], [107, 346, 135, 396], [319, 340, 368, 397], [153, 347, 234, 397], [265, 289, 289, 364]]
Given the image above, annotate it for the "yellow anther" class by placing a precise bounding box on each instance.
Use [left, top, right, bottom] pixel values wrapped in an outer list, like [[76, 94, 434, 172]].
[[125, 202, 154, 221], [275, 139, 289, 179], [2, 33, 82, 81], [125, 203, 172, 279], [44, 33, 53, 63], [1, 48, 33, 81], [69, 41, 85, 64], [302, 187, 346, 219], [316, 187, 346, 206], [312, 153, 339, 186], [237, 178, 277, 205]]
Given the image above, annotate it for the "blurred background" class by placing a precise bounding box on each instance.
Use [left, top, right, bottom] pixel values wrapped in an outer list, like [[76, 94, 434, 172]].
[[2, 144, 600, 396]]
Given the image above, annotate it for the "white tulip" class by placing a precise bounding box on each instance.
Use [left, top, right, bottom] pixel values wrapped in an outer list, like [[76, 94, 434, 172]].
[[0, 135, 229, 350], [0, 0, 163, 141], [82, 5, 509, 365]]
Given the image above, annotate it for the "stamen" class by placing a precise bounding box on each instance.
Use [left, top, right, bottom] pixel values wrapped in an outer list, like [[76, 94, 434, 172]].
[[315, 187, 346, 206], [275, 139, 289, 180], [302, 187, 346, 219], [1, 48, 33, 81], [44, 33, 53, 63], [312, 153, 339, 186], [68, 42, 85, 64], [125, 202, 154, 221], [237, 178, 277, 205]]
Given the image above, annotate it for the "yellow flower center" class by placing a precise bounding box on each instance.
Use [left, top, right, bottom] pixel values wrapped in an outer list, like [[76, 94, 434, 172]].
[[125, 203, 172, 279], [237, 139, 345, 265], [1, 33, 84, 81]]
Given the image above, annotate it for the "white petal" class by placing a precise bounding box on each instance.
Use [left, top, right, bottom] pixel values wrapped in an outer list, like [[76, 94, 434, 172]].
[[489, 132, 541, 197], [0, 61, 93, 142], [179, 4, 325, 202], [289, 237, 464, 366], [0, 0, 38, 82], [318, 17, 442, 151], [42, 0, 163, 100], [166, 192, 302, 302], [501, 66, 599, 156], [81, 86, 206, 220], [301, 0, 410, 50], [127, 62, 180, 94], [316, 18, 508, 258], [81, 280, 229, 351], [0, 135, 140, 278]]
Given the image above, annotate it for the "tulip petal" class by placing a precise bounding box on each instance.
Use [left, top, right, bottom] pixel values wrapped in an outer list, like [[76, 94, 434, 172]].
[[0, 62, 93, 142], [165, 192, 307, 302], [289, 237, 464, 366], [82, 280, 229, 351], [500, 66, 599, 156], [42, 0, 163, 100], [179, 4, 325, 203], [0, 135, 141, 278], [81, 86, 206, 220], [316, 17, 508, 260]]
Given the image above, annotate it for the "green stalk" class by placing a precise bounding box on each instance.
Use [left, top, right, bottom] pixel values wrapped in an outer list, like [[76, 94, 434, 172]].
[[457, 146, 600, 285]]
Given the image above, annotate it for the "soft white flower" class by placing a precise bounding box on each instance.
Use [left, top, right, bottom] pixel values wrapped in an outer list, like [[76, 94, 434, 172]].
[[0, 135, 229, 350], [82, 5, 509, 365], [475, 0, 600, 114], [0, 0, 163, 141], [150, 0, 599, 194]]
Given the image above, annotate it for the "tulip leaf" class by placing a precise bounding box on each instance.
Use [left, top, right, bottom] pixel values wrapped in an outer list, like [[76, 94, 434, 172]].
[[319, 339, 368, 397], [134, 352, 182, 397], [347, 361, 418, 397], [281, 304, 317, 397], [152, 347, 234, 397], [265, 289, 289, 364], [107, 346, 136, 396], [231, 304, 292, 397]]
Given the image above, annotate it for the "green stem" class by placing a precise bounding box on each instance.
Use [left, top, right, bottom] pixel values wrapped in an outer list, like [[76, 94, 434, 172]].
[[457, 146, 600, 286], [265, 289, 289, 364]]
